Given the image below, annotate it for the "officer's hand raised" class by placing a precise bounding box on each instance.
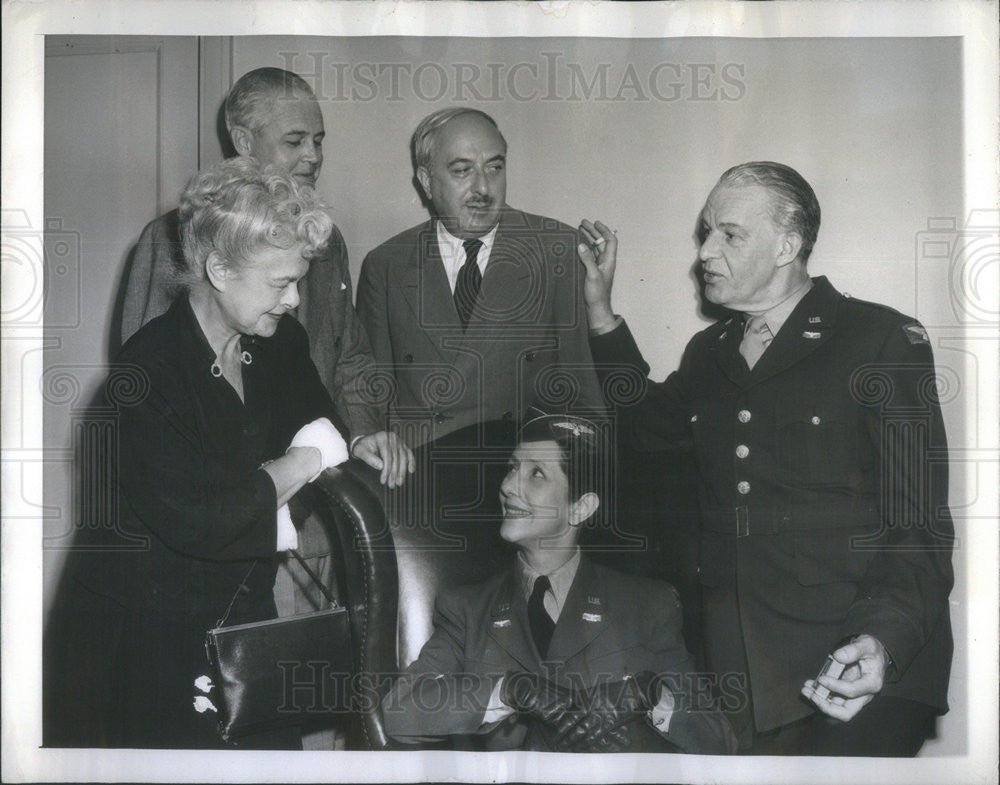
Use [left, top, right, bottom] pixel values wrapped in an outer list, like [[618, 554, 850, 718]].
[[577, 219, 618, 333]]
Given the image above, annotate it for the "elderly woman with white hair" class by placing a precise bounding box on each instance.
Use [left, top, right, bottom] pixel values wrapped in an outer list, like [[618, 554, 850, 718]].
[[48, 157, 352, 749]]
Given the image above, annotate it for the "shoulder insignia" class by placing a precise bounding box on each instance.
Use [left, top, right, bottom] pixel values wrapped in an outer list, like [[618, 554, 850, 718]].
[[903, 322, 929, 345]]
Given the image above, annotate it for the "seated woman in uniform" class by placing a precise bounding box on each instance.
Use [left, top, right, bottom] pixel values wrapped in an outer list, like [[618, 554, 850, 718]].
[[382, 414, 736, 753], [45, 157, 353, 749]]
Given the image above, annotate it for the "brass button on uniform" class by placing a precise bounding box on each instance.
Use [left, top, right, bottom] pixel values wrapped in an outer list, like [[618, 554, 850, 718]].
[[737, 409, 752, 424], [736, 445, 749, 459], [737, 481, 751, 495], [811, 416, 821, 425]]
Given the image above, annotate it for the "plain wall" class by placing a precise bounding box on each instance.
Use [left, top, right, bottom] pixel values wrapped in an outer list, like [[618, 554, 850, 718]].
[[232, 36, 963, 373], [43, 34, 968, 755]]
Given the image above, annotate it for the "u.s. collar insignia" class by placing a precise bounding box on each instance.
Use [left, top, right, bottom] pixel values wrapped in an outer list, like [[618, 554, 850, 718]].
[[808, 316, 822, 324], [491, 602, 511, 618], [803, 331, 822, 339], [587, 595, 601, 606], [582, 612, 602, 623]]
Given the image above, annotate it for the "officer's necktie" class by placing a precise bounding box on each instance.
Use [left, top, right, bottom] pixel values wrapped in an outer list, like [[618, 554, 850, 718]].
[[527, 575, 555, 658], [454, 238, 483, 327], [740, 314, 774, 370]]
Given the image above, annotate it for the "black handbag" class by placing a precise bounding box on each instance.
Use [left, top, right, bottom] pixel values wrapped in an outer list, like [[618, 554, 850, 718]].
[[205, 550, 353, 741]]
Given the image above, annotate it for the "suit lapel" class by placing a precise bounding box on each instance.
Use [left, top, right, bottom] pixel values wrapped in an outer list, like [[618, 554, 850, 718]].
[[747, 277, 839, 386], [546, 558, 612, 664], [458, 210, 542, 373], [475, 210, 542, 323], [486, 568, 540, 671], [394, 222, 462, 363]]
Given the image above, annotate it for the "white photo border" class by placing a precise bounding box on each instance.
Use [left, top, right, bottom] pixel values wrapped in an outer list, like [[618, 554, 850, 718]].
[[2, 1, 997, 783]]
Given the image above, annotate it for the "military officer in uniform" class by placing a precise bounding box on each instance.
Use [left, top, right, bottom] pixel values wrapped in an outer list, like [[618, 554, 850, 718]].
[[578, 162, 954, 755]]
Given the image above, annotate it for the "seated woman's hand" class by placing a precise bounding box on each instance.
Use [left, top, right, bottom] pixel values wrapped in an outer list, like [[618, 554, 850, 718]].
[[499, 672, 596, 751], [566, 677, 647, 752], [287, 417, 349, 482], [499, 671, 575, 719], [351, 430, 415, 488]]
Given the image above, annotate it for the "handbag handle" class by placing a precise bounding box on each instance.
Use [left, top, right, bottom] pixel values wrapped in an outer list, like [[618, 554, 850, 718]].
[[287, 548, 338, 607], [215, 549, 338, 628]]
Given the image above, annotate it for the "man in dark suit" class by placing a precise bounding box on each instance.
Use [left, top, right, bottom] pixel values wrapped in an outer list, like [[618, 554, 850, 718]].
[[357, 109, 604, 446], [383, 415, 735, 753], [579, 162, 954, 755], [120, 67, 410, 482]]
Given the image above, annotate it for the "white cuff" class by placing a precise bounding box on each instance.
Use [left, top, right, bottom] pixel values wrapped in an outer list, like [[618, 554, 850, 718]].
[[481, 677, 515, 727], [648, 689, 674, 734]]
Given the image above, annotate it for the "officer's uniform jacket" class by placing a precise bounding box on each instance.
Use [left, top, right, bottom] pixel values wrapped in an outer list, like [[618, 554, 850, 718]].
[[357, 208, 605, 445], [590, 276, 954, 733], [382, 556, 735, 753]]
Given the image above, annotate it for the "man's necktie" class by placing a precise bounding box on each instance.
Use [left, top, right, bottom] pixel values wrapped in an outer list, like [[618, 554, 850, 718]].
[[739, 314, 774, 370], [454, 238, 483, 327], [527, 575, 555, 658]]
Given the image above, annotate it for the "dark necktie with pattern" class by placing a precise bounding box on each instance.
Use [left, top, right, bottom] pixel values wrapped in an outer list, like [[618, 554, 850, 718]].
[[454, 238, 483, 327], [528, 575, 555, 657]]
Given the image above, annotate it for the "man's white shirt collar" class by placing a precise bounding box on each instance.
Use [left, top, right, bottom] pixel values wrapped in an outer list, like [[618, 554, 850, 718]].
[[435, 220, 499, 294]]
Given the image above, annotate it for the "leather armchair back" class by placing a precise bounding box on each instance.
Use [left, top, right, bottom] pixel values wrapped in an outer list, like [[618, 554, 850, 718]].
[[307, 421, 516, 749]]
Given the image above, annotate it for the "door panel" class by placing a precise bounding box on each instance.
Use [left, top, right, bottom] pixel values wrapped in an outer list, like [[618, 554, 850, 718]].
[[43, 35, 199, 617]]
